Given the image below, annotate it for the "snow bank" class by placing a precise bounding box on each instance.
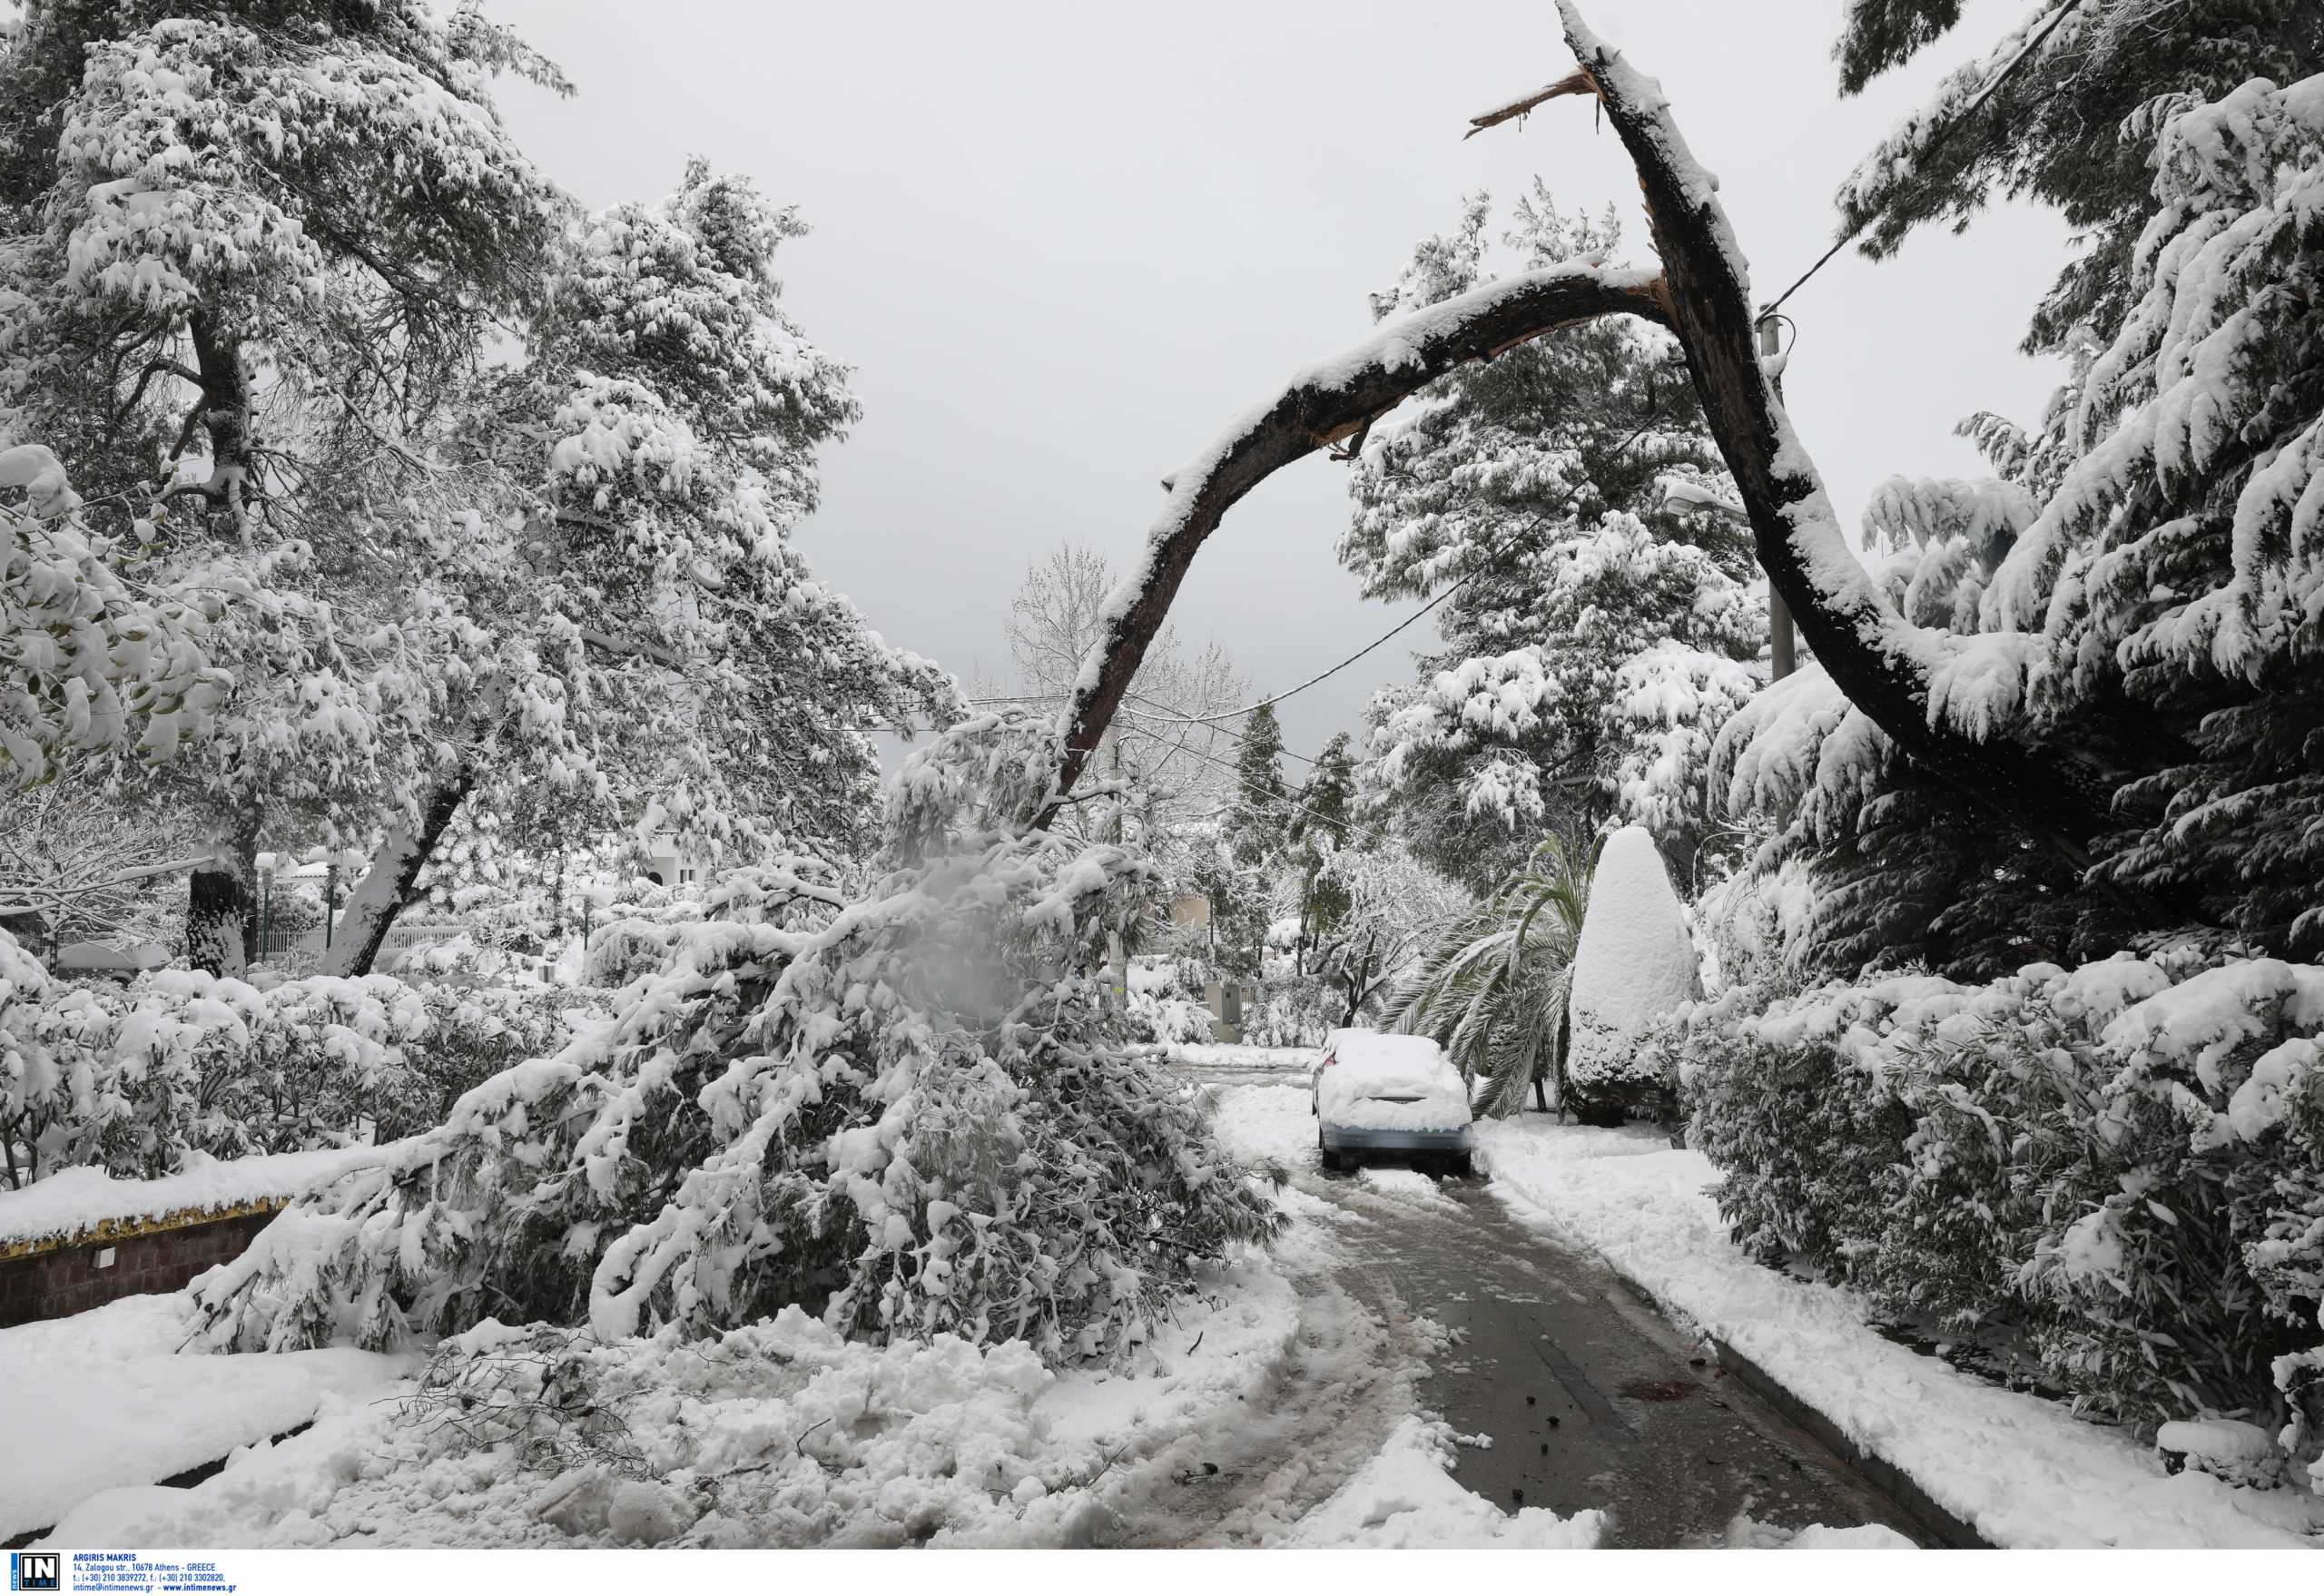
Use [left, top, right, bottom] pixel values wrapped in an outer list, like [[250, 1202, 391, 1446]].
[[0, 1293, 412, 1539], [1286, 1414, 1600, 1548], [1477, 1117, 2324, 1548], [1203, 1082, 1321, 1168], [39, 1261, 1305, 1550], [1168, 1042, 1315, 1074], [1565, 826, 1697, 1112], [0, 1144, 389, 1247], [1725, 1512, 1915, 1549]]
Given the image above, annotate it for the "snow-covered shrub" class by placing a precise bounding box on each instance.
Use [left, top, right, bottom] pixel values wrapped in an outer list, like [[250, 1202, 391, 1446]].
[[2, 951, 428, 1184], [0, 928, 602, 1185], [1677, 952, 2324, 1463], [1124, 960, 1214, 1048], [1241, 977, 1335, 1049], [1565, 826, 1698, 1123], [376, 983, 599, 1143], [192, 721, 1287, 1364]]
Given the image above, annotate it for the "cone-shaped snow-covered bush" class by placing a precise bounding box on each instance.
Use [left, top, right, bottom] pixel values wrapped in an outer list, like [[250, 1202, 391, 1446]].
[[1565, 826, 1698, 1122], [190, 716, 1286, 1365]]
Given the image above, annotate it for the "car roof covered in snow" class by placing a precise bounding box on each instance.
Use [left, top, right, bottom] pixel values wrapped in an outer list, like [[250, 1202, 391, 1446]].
[[1323, 1029, 1447, 1070]]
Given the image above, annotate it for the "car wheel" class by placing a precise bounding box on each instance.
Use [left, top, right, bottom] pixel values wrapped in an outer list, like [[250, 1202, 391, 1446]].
[[1449, 1153, 1475, 1178]]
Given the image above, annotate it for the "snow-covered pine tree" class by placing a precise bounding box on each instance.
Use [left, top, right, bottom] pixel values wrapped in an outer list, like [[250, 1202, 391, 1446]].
[[1342, 187, 1762, 892], [1706, 473, 2097, 977], [321, 158, 962, 975], [1833, 0, 2322, 357], [0, 1, 571, 971], [1289, 733, 1356, 972], [1204, 702, 1290, 980], [1709, 5, 2324, 972]]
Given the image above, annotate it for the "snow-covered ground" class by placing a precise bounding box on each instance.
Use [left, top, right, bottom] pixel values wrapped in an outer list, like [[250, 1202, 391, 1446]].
[[21, 1058, 2286, 1550], [0, 1293, 412, 1541], [2, 1069, 1587, 1550], [1476, 1116, 2324, 1549]]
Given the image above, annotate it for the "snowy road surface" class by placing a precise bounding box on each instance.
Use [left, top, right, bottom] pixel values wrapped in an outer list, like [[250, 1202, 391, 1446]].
[[6, 1047, 1930, 1550], [1178, 1050, 1921, 1547]]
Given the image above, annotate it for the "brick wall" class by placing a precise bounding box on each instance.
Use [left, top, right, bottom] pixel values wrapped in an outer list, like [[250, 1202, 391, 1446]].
[[0, 1207, 281, 1329]]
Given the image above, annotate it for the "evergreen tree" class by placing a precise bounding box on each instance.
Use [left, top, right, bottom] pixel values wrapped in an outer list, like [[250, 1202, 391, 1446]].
[[1342, 187, 1762, 892], [1833, 0, 2322, 356], [1206, 703, 1289, 979], [1716, 19, 2324, 970], [1290, 733, 1356, 971]]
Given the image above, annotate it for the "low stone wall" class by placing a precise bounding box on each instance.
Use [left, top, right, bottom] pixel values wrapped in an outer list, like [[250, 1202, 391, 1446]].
[[0, 1200, 286, 1329]]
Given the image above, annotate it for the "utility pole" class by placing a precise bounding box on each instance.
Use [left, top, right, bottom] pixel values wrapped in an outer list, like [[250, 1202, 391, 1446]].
[[1757, 310, 1796, 682], [1105, 726, 1129, 1013]]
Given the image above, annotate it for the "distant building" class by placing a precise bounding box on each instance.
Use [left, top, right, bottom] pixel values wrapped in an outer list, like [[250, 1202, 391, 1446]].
[[643, 832, 713, 890], [1167, 892, 1211, 929]]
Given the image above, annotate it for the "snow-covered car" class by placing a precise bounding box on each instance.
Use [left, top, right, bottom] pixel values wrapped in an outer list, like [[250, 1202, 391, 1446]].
[[1311, 1028, 1474, 1176]]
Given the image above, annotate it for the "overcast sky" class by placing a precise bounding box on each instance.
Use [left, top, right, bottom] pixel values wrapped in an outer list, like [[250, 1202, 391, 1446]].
[[488, 0, 2071, 771]]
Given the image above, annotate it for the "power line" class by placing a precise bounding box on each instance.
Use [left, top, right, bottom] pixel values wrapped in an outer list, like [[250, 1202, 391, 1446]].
[[1763, 0, 2084, 316], [1101, 589, 1459, 728], [961, 689, 1327, 764]]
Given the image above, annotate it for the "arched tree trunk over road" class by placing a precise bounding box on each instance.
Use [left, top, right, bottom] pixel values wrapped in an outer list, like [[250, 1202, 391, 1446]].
[[1038, 0, 2120, 880]]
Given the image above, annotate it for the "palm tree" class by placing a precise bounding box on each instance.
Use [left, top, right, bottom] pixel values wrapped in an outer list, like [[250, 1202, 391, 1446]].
[[1387, 835, 1592, 1118]]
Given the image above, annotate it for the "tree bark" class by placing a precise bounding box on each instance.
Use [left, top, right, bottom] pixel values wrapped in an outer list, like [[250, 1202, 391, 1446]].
[[320, 770, 477, 979], [186, 815, 259, 978], [185, 311, 253, 531]]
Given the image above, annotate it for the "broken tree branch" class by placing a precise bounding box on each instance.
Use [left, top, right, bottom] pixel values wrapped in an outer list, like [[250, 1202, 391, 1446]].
[[1035, 263, 1669, 825], [1463, 67, 1596, 137], [1531, 0, 2116, 863]]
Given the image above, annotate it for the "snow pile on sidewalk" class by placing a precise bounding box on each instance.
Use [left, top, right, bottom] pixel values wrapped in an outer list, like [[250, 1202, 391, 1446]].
[[0, 1293, 412, 1540], [1724, 1512, 1915, 1549], [1478, 1118, 2324, 1548], [1170, 1042, 1315, 1074], [0, 1145, 389, 1247], [40, 1260, 1306, 1550], [1201, 1081, 1319, 1168], [1287, 1415, 1600, 1548]]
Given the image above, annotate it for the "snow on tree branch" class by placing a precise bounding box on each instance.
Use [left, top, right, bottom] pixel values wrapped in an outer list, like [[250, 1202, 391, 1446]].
[[1040, 261, 1670, 824]]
